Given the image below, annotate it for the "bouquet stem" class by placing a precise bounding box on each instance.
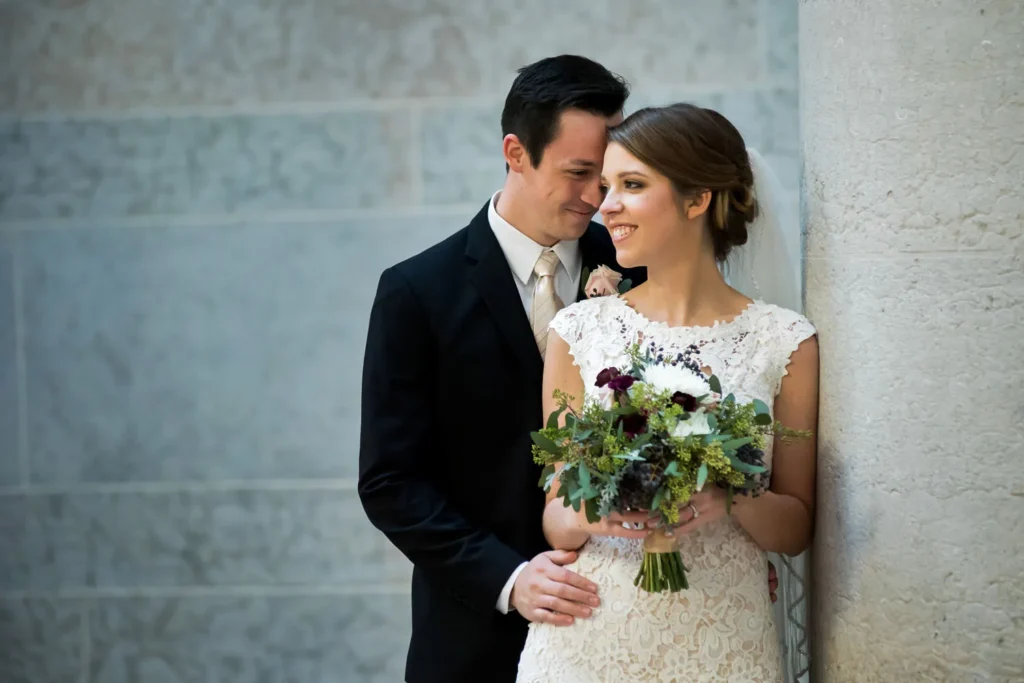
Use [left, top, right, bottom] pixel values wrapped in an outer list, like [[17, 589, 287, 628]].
[[634, 528, 688, 592]]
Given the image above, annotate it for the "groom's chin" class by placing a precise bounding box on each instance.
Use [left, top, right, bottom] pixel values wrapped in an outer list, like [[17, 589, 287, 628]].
[[562, 208, 595, 234]]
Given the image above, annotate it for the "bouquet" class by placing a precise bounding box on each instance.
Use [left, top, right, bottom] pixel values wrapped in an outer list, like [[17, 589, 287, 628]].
[[531, 341, 808, 593]]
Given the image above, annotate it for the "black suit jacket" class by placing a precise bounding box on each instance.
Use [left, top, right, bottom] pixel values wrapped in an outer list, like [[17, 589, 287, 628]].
[[358, 202, 646, 683]]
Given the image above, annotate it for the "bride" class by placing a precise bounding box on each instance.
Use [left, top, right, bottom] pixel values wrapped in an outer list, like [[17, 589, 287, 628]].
[[516, 103, 819, 682]]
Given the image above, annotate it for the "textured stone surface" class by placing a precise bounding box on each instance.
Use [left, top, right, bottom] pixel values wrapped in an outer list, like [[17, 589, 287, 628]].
[[803, 1, 1024, 680], [763, 0, 799, 84], [801, 1, 1023, 258], [19, 217, 456, 483], [0, 239, 18, 487], [421, 104, 506, 205], [0, 2, 805, 681], [0, 599, 84, 683], [0, 489, 409, 592], [88, 594, 410, 683], [0, 112, 412, 220], [0, 0, 762, 112]]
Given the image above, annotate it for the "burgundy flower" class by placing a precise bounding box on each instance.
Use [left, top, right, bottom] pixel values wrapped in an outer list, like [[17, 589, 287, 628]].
[[671, 392, 698, 412], [616, 411, 648, 437], [595, 367, 621, 388], [606, 374, 636, 392]]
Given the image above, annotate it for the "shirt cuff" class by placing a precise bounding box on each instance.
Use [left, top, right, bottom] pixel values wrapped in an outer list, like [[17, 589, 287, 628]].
[[496, 561, 529, 614]]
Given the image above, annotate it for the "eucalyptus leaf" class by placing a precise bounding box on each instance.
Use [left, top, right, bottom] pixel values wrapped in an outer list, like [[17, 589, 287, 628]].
[[537, 464, 555, 488], [696, 462, 709, 491], [706, 413, 718, 431], [664, 461, 679, 477], [584, 500, 601, 524], [724, 393, 736, 404], [725, 487, 734, 515], [546, 406, 565, 430], [650, 487, 665, 511], [720, 437, 754, 452], [613, 451, 646, 461], [530, 432, 563, 455], [618, 278, 632, 294], [571, 497, 582, 513], [579, 462, 592, 491], [727, 454, 767, 474], [708, 375, 722, 395], [631, 432, 653, 450], [754, 413, 773, 426], [753, 399, 770, 415], [564, 413, 578, 430]]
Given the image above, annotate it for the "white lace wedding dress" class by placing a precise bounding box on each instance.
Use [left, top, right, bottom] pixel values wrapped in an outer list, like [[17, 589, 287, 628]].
[[516, 295, 816, 683]]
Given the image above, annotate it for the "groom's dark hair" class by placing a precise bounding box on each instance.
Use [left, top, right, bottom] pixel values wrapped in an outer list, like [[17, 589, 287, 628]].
[[501, 55, 629, 168]]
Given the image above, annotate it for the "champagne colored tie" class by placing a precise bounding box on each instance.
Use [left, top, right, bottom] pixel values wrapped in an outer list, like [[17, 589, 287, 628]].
[[531, 249, 564, 358]]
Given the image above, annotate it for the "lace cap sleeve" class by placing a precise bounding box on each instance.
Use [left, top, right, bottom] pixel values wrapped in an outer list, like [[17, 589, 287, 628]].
[[769, 306, 817, 396], [548, 297, 616, 368], [549, 302, 587, 349]]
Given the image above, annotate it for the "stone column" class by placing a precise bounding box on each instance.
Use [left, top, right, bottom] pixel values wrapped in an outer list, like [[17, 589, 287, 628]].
[[800, 0, 1023, 680]]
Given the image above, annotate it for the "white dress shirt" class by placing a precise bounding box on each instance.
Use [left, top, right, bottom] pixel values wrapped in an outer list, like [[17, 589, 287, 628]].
[[487, 191, 582, 614]]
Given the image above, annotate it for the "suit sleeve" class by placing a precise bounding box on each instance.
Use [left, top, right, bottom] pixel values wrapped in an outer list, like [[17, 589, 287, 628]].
[[358, 267, 526, 612]]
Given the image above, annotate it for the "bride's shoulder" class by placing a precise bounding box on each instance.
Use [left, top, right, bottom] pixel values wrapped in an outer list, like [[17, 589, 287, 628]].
[[550, 295, 628, 343], [749, 301, 816, 343], [563, 294, 626, 315]]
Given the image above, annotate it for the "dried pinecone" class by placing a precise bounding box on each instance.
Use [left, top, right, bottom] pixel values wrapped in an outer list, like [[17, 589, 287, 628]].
[[734, 444, 766, 467], [618, 461, 663, 510]]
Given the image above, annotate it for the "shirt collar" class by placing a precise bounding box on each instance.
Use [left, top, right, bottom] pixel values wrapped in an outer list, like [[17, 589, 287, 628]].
[[487, 191, 582, 286]]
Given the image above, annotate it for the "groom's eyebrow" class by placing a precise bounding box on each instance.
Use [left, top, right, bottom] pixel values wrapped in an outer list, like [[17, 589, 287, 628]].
[[567, 159, 598, 168]]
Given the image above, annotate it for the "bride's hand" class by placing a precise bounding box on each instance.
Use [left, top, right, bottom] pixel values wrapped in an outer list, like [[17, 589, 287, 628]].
[[543, 500, 650, 550], [669, 486, 732, 535], [583, 508, 653, 539]]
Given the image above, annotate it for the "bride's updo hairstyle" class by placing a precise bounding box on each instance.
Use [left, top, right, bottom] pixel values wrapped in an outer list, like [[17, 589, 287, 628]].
[[607, 103, 758, 262]]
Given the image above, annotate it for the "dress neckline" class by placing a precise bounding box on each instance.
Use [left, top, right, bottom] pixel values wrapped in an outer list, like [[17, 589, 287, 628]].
[[612, 295, 761, 335]]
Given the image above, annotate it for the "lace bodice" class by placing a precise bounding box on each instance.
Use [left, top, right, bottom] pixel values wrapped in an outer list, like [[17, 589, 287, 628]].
[[516, 296, 816, 683]]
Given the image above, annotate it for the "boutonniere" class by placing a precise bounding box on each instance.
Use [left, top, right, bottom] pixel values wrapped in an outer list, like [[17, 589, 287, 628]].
[[581, 264, 631, 298]]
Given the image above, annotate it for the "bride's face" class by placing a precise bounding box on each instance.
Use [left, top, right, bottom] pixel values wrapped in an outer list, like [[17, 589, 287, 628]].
[[599, 142, 694, 269]]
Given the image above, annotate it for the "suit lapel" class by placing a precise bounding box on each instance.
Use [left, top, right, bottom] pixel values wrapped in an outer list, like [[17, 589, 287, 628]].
[[465, 204, 544, 376], [576, 223, 613, 303]]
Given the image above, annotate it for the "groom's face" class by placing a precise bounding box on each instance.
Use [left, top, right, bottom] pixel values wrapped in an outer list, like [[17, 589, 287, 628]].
[[523, 108, 623, 243]]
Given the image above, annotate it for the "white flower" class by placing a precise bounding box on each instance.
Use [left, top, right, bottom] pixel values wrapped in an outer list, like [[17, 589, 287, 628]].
[[595, 385, 615, 410], [672, 409, 713, 438], [642, 364, 711, 398]]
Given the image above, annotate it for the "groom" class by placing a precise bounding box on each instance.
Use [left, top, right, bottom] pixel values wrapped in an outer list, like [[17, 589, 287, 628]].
[[359, 55, 777, 683], [358, 55, 642, 683]]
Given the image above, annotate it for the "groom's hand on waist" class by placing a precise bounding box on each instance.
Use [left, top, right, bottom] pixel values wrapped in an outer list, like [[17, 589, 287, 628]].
[[510, 550, 600, 626]]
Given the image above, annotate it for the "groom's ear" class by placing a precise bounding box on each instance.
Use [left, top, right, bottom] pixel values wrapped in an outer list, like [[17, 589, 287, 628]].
[[503, 134, 529, 173]]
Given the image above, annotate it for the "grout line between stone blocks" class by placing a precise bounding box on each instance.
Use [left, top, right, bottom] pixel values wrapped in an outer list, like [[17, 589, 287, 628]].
[[0, 477, 360, 497], [0, 204, 482, 233], [0, 95, 506, 123], [12, 240, 29, 491], [0, 582, 413, 601], [0, 84, 800, 125]]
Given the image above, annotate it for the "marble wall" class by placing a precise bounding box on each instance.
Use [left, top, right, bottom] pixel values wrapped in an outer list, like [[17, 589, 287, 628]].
[[0, 1, 801, 681]]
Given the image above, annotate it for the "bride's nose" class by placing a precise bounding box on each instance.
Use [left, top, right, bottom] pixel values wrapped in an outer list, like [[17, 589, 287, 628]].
[[599, 190, 621, 217]]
